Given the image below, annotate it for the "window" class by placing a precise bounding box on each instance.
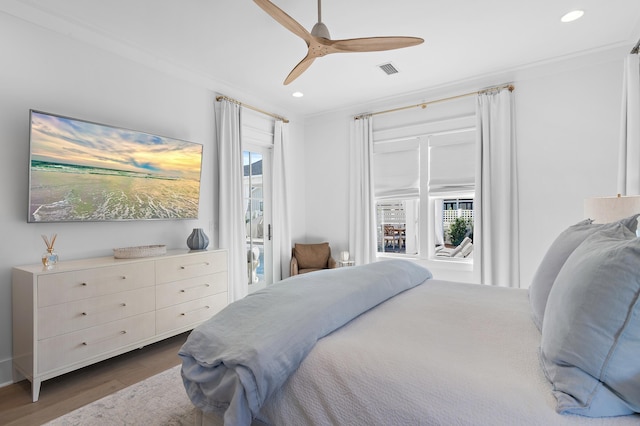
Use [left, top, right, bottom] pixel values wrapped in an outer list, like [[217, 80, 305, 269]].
[[373, 139, 419, 256], [244, 150, 265, 285], [376, 199, 418, 254], [436, 197, 474, 247], [241, 109, 275, 292], [372, 97, 476, 262], [428, 131, 475, 259]]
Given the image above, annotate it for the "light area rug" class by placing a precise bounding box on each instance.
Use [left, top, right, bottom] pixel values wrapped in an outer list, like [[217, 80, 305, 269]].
[[45, 365, 195, 426]]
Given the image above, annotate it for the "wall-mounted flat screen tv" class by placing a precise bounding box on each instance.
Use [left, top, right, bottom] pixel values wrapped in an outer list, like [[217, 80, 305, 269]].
[[28, 110, 203, 222]]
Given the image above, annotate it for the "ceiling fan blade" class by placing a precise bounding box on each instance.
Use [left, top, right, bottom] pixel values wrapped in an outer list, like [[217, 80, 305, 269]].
[[253, 0, 312, 44], [329, 36, 424, 53], [284, 55, 316, 85]]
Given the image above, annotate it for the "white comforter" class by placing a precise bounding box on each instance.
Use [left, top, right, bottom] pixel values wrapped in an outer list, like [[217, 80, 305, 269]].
[[252, 280, 640, 426], [181, 260, 430, 425]]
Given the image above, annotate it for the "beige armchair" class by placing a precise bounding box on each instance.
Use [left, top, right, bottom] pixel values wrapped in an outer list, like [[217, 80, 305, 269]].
[[290, 242, 337, 276]]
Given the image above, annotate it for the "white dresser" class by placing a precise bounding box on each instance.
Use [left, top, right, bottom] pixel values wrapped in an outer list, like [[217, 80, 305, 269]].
[[12, 249, 228, 402]]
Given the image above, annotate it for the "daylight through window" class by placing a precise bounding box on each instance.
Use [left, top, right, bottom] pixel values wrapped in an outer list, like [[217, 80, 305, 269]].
[[371, 96, 477, 263]]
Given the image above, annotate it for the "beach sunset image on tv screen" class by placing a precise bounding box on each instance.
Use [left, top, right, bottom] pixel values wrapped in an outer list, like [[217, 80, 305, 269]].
[[28, 110, 203, 222]]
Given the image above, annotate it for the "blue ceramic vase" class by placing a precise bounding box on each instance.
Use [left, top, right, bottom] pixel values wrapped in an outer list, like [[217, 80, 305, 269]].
[[187, 228, 209, 250]]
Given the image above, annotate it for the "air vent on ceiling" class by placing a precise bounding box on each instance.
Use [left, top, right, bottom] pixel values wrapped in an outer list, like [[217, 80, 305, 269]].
[[378, 62, 399, 75]]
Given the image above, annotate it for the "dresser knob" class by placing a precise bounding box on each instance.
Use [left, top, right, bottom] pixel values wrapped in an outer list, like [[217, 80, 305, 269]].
[[81, 330, 126, 346], [180, 261, 211, 270], [81, 282, 87, 286], [81, 312, 87, 316], [180, 304, 211, 316], [180, 282, 212, 293]]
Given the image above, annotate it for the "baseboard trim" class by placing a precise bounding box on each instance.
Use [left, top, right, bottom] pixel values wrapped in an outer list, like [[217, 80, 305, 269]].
[[0, 356, 17, 388]]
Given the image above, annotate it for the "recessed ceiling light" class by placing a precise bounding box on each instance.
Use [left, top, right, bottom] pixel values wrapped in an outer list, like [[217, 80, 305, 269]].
[[292, 91, 304, 98], [561, 10, 584, 23]]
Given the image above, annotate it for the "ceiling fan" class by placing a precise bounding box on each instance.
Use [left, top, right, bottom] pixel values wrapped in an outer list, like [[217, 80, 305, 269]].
[[253, 0, 424, 85]]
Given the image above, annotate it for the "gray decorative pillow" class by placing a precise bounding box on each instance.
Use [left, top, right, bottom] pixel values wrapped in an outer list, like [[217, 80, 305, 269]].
[[540, 224, 640, 417], [528, 214, 639, 331]]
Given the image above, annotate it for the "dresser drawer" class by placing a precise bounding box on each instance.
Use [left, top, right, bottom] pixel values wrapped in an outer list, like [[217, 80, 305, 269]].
[[38, 312, 155, 373], [156, 251, 226, 284], [38, 287, 155, 340], [156, 272, 227, 309], [156, 293, 227, 334], [38, 262, 155, 307]]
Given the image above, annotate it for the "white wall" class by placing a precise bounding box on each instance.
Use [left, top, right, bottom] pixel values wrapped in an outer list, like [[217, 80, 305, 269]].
[[301, 111, 352, 253], [303, 46, 627, 285], [515, 51, 624, 289], [0, 12, 303, 386]]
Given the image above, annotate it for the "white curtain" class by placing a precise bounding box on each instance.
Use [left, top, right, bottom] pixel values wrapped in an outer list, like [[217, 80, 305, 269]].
[[216, 100, 248, 301], [475, 88, 520, 287], [272, 120, 292, 281], [618, 53, 640, 195], [349, 115, 377, 265]]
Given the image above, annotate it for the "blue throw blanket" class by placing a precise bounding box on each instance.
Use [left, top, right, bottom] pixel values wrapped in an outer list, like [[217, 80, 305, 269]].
[[179, 259, 432, 425]]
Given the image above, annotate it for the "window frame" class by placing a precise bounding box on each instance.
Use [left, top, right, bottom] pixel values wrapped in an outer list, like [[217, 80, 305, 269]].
[[371, 103, 477, 267]]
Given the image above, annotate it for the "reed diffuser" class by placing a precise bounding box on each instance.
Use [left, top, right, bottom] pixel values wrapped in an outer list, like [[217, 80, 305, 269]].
[[41, 233, 58, 268]]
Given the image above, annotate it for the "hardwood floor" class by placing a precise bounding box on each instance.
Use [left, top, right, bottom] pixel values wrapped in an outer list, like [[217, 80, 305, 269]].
[[0, 332, 189, 426]]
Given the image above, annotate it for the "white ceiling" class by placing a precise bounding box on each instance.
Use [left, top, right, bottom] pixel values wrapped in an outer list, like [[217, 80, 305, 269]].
[[3, 0, 640, 117]]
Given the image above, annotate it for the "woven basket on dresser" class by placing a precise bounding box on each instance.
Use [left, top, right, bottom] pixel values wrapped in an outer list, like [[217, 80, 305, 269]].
[[113, 245, 167, 259]]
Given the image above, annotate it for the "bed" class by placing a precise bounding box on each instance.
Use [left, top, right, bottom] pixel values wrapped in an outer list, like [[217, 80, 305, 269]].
[[180, 218, 640, 426]]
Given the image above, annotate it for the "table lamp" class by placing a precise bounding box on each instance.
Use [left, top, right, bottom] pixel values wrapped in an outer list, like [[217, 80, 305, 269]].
[[584, 194, 640, 224]]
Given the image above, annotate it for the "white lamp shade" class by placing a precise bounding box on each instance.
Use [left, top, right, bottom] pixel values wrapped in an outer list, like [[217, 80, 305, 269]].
[[584, 195, 640, 223]]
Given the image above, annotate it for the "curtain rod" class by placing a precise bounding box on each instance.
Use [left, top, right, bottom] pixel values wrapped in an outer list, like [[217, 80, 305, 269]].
[[354, 83, 515, 120], [216, 95, 289, 123], [631, 38, 640, 54]]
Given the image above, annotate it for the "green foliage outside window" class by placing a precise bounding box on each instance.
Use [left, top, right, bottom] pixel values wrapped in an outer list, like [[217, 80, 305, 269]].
[[448, 217, 471, 246]]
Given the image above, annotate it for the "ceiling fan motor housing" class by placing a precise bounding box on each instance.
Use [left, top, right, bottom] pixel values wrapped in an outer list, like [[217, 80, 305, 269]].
[[311, 22, 330, 39]]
